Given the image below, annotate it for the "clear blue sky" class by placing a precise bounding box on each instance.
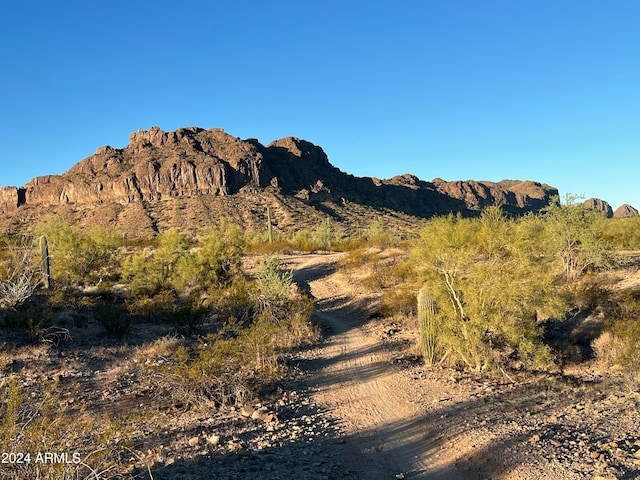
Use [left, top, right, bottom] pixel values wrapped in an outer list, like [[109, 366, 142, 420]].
[[1, 1, 639, 210]]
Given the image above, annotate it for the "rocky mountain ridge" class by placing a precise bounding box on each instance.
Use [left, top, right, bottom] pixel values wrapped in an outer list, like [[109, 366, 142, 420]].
[[0, 126, 569, 235]]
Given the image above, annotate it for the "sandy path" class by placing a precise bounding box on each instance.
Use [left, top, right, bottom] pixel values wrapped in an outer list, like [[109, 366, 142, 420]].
[[285, 253, 477, 480]]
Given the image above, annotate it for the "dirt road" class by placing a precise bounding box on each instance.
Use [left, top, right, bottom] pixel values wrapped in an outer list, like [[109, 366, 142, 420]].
[[286, 253, 477, 480]]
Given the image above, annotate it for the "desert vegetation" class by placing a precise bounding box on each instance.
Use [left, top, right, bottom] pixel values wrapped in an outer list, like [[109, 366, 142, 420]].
[[343, 196, 640, 385], [1, 197, 639, 478], [0, 218, 318, 479]]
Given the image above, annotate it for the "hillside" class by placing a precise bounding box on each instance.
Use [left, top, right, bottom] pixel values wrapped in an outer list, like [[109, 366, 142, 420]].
[[0, 126, 559, 236]]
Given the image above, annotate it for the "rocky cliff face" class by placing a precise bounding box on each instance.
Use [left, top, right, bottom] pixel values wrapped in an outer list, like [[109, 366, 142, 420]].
[[614, 204, 639, 218], [1, 126, 562, 233], [12, 127, 272, 208], [582, 198, 614, 218]]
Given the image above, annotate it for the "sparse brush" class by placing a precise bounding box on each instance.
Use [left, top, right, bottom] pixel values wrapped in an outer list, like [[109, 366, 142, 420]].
[[140, 289, 317, 410], [0, 236, 42, 311], [596, 290, 640, 392], [379, 287, 417, 318], [94, 299, 131, 339], [0, 375, 141, 479]]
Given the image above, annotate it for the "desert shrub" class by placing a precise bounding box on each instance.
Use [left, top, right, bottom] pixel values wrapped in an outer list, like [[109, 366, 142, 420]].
[[0, 375, 138, 479], [362, 219, 400, 248], [568, 273, 612, 310], [291, 229, 315, 252], [361, 252, 410, 291], [595, 290, 640, 391], [206, 277, 256, 324], [542, 195, 620, 282], [592, 331, 626, 368], [313, 218, 334, 251], [173, 220, 245, 291], [596, 216, 640, 250], [143, 289, 316, 409], [0, 298, 54, 338], [122, 229, 191, 295], [94, 298, 131, 339], [166, 298, 208, 334], [379, 287, 417, 318], [340, 247, 371, 270], [254, 255, 294, 315], [125, 289, 177, 321], [36, 219, 121, 286], [412, 207, 565, 372], [248, 237, 295, 255], [124, 221, 245, 297], [0, 236, 42, 310]]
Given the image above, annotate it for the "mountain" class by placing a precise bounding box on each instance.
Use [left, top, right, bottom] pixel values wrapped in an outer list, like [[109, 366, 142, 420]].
[[582, 198, 614, 218], [614, 204, 639, 218], [1, 126, 560, 236]]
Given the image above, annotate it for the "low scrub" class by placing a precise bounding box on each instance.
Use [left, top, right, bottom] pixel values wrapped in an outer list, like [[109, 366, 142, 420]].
[[594, 289, 640, 391], [140, 293, 317, 409], [0, 376, 138, 480]]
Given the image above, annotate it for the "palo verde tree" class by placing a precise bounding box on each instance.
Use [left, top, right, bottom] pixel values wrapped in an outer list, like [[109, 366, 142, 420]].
[[35, 219, 121, 285], [412, 206, 566, 372], [123, 219, 246, 297], [122, 228, 191, 296], [542, 194, 619, 282]]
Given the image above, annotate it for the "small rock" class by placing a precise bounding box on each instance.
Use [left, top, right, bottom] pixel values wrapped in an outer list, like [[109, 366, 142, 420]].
[[207, 434, 220, 446], [188, 436, 200, 447]]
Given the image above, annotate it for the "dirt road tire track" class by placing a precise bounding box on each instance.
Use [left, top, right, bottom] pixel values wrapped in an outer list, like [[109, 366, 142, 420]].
[[287, 253, 475, 480]]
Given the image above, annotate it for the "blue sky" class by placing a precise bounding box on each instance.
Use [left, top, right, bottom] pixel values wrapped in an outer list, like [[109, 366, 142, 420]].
[[1, 1, 639, 210]]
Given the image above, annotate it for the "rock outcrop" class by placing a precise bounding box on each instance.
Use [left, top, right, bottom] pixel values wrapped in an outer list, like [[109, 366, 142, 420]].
[[17, 127, 272, 208], [582, 198, 614, 218], [0, 126, 561, 234], [614, 204, 639, 218]]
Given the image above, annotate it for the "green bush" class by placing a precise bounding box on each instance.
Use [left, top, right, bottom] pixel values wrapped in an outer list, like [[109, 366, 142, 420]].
[[36, 219, 121, 286], [412, 207, 564, 372], [254, 255, 294, 315], [122, 221, 245, 297], [93, 298, 131, 339]]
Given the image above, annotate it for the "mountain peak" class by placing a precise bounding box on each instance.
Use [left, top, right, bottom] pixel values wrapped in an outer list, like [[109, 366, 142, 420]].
[[1, 126, 564, 236]]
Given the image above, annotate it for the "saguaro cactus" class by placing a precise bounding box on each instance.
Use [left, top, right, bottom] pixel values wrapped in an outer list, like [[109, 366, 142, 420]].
[[40, 235, 50, 289], [417, 285, 437, 366]]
